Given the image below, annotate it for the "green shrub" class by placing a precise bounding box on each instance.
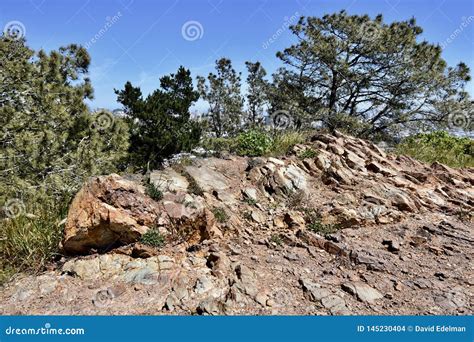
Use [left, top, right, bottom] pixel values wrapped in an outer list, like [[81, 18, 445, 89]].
[[303, 208, 340, 236], [140, 229, 165, 247], [145, 182, 163, 201], [298, 148, 318, 159], [0, 201, 68, 285], [201, 137, 237, 154], [270, 234, 283, 246], [236, 129, 272, 157], [396, 131, 473, 168], [211, 207, 229, 223], [269, 131, 307, 156]]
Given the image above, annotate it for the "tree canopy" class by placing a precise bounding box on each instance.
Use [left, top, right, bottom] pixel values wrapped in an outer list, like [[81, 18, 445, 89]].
[[272, 11, 472, 140], [115, 66, 201, 170], [0, 36, 128, 206]]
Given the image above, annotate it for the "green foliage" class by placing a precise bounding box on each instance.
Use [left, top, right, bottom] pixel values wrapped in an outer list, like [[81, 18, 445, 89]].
[[0, 37, 129, 206], [396, 131, 473, 168], [145, 182, 163, 201], [236, 129, 272, 157], [211, 207, 229, 223], [243, 197, 257, 206], [269, 131, 307, 156], [201, 137, 237, 155], [303, 209, 340, 236], [245, 61, 269, 127], [270, 234, 283, 246], [115, 66, 202, 170], [0, 201, 68, 285], [273, 11, 472, 139], [0, 37, 129, 281], [172, 165, 204, 196], [140, 229, 165, 247], [197, 58, 244, 137], [298, 148, 318, 159]]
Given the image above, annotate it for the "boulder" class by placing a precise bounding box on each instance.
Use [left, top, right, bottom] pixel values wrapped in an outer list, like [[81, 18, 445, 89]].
[[62, 174, 160, 254]]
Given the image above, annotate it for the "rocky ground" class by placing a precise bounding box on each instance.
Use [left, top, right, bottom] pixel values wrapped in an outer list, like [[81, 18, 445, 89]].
[[1, 131, 473, 315]]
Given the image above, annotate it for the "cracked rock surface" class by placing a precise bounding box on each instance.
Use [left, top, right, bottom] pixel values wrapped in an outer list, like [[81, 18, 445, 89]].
[[1, 131, 472, 315]]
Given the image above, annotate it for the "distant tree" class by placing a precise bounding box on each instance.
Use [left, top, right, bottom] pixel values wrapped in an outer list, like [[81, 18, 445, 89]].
[[245, 61, 269, 127], [0, 36, 129, 206], [115, 66, 201, 169], [274, 11, 472, 139], [197, 58, 244, 137]]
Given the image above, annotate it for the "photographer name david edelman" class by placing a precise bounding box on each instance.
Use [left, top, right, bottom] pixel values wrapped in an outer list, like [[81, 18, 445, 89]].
[[415, 325, 466, 333]]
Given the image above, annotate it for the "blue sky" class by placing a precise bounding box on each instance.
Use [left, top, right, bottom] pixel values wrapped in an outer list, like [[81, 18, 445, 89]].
[[1, 0, 473, 111]]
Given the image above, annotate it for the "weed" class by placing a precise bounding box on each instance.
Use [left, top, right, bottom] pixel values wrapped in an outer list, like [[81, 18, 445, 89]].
[[298, 148, 318, 159], [270, 234, 283, 246], [212, 207, 229, 223], [140, 229, 165, 247], [145, 182, 163, 201]]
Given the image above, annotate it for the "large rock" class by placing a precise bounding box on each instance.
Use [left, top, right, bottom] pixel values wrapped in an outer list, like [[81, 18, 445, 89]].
[[62, 174, 160, 254]]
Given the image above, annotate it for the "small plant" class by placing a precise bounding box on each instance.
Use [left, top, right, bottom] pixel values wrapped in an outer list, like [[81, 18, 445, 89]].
[[236, 129, 272, 157], [269, 131, 307, 156], [396, 131, 474, 168], [244, 197, 257, 206], [212, 207, 229, 223], [303, 208, 340, 236], [145, 182, 163, 201], [173, 165, 204, 196], [140, 229, 165, 247], [298, 148, 318, 159], [270, 234, 282, 246]]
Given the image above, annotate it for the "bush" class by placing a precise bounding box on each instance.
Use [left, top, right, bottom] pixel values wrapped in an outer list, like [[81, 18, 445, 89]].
[[303, 208, 340, 236], [269, 131, 307, 156], [145, 182, 163, 201], [0, 201, 68, 285], [211, 207, 229, 223], [396, 131, 473, 168], [236, 129, 272, 157], [140, 229, 165, 247], [298, 148, 318, 159]]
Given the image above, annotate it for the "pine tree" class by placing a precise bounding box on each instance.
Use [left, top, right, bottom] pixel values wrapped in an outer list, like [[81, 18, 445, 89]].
[[197, 58, 244, 137]]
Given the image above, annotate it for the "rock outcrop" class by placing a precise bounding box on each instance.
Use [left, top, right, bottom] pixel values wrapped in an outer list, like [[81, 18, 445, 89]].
[[1, 131, 472, 315]]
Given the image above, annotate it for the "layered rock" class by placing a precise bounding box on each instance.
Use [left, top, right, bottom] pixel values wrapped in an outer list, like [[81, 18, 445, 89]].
[[2, 131, 472, 316]]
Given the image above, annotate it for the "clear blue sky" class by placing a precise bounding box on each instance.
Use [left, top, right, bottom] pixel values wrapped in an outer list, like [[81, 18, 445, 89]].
[[1, 0, 473, 110]]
